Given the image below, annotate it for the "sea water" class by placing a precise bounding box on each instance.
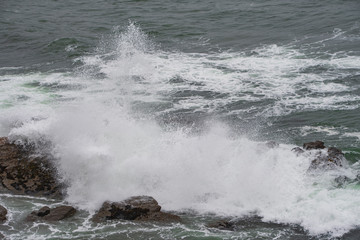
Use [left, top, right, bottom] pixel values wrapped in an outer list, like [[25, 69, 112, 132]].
[[1, 1, 360, 239]]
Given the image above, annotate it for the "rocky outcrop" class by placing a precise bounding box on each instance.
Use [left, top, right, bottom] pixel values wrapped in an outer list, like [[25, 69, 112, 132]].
[[26, 205, 76, 222], [0, 137, 62, 198], [309, 146, 345, 169], [92, 196, 181, 223], [0, 205, 7, 223], [293, 141, 346, 170]]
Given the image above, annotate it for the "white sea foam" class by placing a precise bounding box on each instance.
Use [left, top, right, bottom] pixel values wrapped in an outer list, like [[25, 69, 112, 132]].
[[2, 25, 359, 120], [2, 23, 360, 237], [344, 132, 360, 140], [87, 25, 360, 117], [299, 126, 340, 136], [8, 104, 360, 236]]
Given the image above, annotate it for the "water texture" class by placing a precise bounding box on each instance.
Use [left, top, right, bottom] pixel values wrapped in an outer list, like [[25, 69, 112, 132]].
[[0, 0, 360, 239]]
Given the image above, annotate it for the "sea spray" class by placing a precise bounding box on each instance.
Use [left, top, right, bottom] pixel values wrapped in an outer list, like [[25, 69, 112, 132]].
[[1, 23, 360, 238], [8, 100, 360, 236]]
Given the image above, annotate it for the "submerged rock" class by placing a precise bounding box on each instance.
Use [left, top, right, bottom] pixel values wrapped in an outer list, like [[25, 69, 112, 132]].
[[92, 196, 181, 223], [334, 175, 352, 187], [0, 205, 7, 223], [26, 205, 76, 222], [207, 220, 235, 231], [206, 216, 304, 233], [0, 137, 62, 198]]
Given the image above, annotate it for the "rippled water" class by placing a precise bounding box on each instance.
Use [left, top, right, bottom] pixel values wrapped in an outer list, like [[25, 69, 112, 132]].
[[1, 1, 360, 239]]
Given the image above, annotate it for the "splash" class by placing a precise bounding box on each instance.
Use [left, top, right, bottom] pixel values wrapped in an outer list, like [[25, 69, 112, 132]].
[[2, 23, 360, 237]]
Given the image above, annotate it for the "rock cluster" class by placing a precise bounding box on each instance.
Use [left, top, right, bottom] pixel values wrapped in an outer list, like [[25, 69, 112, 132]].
[[0, 137, 181, 224], [293, 141, 345, 170], [0, 137, 62, 198], [0, 136, 350, 230], [92, 196, 181, 223], [26, 205, 76, 222]]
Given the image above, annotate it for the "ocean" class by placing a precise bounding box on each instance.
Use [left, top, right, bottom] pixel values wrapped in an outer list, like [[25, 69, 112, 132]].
[[1, 0, 360, 239]]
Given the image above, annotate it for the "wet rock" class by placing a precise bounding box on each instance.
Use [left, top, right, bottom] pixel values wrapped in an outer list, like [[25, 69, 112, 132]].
[[342, 228, 360, 240], [292, 147, 305, 155], [137, 211, 182, 222], [0, 205, 7, 223], [303, 141, 325, 150], [207, 220, 235, 231], [92, 196, 181, 223], [37, 206, 51, 217], [309, 146, 344, 170], [0, 137, 62, 198], [26, 205, 76, 222], [295, 140, 346, 170], [328, 147, 343, 157]]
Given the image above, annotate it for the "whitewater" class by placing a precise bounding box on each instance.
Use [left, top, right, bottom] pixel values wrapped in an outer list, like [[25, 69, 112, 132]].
[[0, 22, 359, 239]]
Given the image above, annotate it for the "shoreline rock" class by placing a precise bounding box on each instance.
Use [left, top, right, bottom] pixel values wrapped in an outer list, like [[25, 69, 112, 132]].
[[207, 220, 235, 231], [26, 205, 76, 222], [303, 141, 325, 150], [310, 146, 344, 169], [0, 137, 63, 198], [0, 205, 7, 223], [92, 196, 181, 223], [293, 141, 345, 170]]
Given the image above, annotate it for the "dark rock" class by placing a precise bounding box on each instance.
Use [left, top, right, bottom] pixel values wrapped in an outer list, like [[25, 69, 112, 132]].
[[342, 228, 360, 240], [92, 196, 181, 223], [303, 141, 325, 150], [295, 141, 346, 170], [292, 147, 305, 155], [26, 205, 76, 222], [37, 206, 51, 217], [266, 141, 279, 149], [309, 146, 345, 170], [328, 147, 343, 157], [43, 206, 76, 221], [137, 211, 182, 222], [0, 205, 7, 223], [92, 196, 160, 222], [207, 220, 235, 231], [0, 137, 62, 198], [327, 147, 344, 167]]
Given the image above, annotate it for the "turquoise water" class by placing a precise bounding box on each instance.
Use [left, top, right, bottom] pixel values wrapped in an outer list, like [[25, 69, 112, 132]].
[[0, 1, 360, 239]]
